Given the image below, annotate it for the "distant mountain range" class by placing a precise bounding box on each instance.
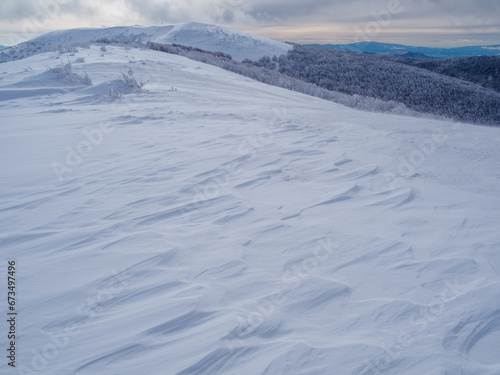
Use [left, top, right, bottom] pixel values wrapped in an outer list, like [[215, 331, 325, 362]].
[[0, 45, 8, 51], [307, 42, 500, 59]]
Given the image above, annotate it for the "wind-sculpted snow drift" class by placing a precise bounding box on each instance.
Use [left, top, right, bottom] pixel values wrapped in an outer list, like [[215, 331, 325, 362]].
[[1, 40, 500, 375]]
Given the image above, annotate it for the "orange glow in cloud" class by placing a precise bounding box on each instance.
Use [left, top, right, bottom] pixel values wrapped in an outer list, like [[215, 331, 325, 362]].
[[231, 23, 500, 47], [233, 24, 356, 44]]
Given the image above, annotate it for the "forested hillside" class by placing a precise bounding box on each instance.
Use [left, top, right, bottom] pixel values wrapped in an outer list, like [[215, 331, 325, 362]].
[[389, 55, 500, 93], [268, 46, 500, 125]]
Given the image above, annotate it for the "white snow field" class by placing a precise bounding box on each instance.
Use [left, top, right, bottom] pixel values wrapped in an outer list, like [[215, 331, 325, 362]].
[[1, 44, 500, 375], [0, 22, 292, 63]]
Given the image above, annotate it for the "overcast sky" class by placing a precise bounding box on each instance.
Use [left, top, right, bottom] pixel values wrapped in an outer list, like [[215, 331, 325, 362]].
[[1, 0, 499, 47]]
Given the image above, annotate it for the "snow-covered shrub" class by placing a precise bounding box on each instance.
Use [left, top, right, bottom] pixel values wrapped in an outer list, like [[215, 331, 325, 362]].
[[50, 62, 93, 86], [81, 72, 93, 86], [121, 69, 143, 89], [108, 86, 121, 99], [102, 69, 144, 100]]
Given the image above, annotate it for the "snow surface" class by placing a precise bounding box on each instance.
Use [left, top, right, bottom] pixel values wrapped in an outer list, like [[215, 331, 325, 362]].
[[0, 22, 292, 63], [1, 44, 500, 375]]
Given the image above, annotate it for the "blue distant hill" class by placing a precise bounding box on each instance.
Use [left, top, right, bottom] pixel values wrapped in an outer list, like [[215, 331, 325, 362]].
[[0, 45, 8, 51], [306, 42, 500, 58]]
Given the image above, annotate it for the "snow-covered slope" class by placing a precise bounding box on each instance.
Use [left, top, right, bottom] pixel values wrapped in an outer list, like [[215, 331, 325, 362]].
[[0, 22, 292, 63], [1, 45, 500, 375]]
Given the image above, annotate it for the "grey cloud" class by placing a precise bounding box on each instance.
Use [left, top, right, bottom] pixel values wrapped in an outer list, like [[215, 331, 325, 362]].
[[240, 0, 500, 25], [0, 0, 498, 45], [0, 0, 97, 22], [3, 0, 499, 27], [120, 0, 245, 24], [243, 0, 337, 21], [391, 0, 500, 22]]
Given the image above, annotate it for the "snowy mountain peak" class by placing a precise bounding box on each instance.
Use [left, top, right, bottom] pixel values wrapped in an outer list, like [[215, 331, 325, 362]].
[[0, 23, 292, 63]]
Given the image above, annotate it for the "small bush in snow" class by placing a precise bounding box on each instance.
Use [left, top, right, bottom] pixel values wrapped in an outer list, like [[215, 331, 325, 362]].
[[121, 69, 143, 89], [50, 62, 92, 86], [108, 86, 121, 99], [81, 72, 92, 86]]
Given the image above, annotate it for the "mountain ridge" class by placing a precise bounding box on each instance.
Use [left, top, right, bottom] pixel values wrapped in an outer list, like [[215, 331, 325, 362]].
[[0, 22, 292, 63], [308, 41, 500, 58]]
